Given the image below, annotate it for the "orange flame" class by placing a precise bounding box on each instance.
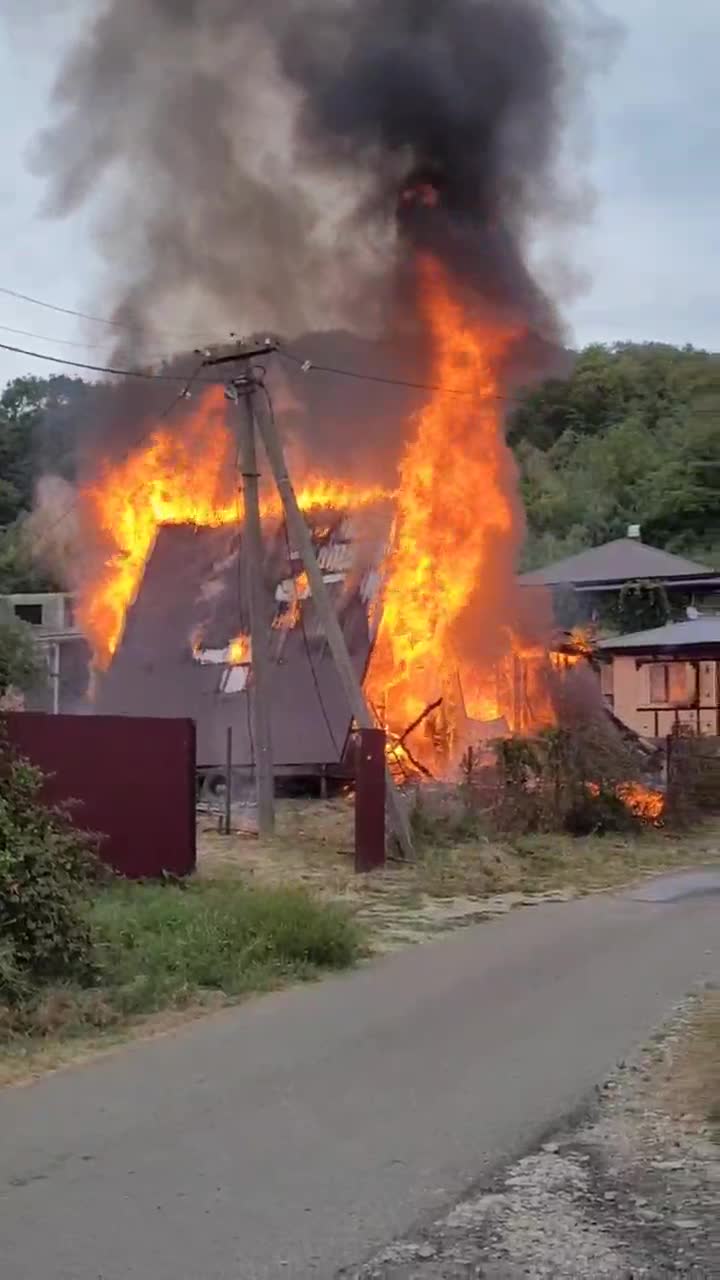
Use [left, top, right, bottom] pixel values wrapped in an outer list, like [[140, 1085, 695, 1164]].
[[76, 259, 567, 777], [228, 633, 251, 665], [366, 257, 531, 766], [586, 780, 664, 824], [616, 781, 665, 823], [77, 388, 393, 669]]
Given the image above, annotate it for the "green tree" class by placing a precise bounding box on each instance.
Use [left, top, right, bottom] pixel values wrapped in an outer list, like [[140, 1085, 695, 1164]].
[[615, 581, 671, 634], [0, 617, 42, 698], [512, 342, 720, 570]]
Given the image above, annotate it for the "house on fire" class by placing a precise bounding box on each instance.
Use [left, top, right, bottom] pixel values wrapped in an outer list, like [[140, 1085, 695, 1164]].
[[94, 514, 382, 784]]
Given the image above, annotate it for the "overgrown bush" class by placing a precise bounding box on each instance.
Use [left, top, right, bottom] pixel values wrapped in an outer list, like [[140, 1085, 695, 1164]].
[[0, 737, 102, 1004], [492, 712, 650, 836]]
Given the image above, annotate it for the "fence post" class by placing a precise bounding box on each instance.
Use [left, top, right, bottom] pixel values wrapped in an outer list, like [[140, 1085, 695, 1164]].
[[223, 726, 233, 836], [355, 728, 386, 873]]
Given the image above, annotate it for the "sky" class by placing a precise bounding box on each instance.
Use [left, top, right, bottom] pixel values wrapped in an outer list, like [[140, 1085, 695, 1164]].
[[0, 1, 718, 389]]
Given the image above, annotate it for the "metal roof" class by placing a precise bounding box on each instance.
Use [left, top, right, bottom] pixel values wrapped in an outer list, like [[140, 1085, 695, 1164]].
[[598, 616, 720, 653], [518, 539, 714, 588], [95, 517, 386, 770]]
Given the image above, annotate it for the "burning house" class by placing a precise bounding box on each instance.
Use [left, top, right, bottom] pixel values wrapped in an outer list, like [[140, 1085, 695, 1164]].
[[95, 512, 385, 782], [27, 1, 615, 782]]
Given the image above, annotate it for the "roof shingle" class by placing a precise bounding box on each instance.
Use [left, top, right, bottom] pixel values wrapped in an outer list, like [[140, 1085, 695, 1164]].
[[518, 539, 714, 588], [598, 616, 720, 652]]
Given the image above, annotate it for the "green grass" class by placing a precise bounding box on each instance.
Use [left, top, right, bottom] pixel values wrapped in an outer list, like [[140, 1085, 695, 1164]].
[[92, 879, 361, 1011], [0, 879, 363, 1080]]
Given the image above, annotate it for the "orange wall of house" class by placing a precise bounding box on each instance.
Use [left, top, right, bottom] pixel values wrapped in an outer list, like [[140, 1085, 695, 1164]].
[[610, 657, 719, 738]]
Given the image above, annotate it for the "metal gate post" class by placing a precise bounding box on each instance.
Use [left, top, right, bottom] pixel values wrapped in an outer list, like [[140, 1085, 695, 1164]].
[[355, 728, 386, 873]]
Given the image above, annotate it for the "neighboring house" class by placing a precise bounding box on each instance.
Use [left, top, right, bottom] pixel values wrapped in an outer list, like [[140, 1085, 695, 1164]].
[[0, 592, 90, 713], [518, 535, 720, 623], [598, 618, 720, 739]]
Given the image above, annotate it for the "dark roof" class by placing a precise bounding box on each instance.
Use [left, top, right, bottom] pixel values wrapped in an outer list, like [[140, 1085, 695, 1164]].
[[95, 518, 381, 770], [598, 617, 720, 654], [518, 539, 714, 588]]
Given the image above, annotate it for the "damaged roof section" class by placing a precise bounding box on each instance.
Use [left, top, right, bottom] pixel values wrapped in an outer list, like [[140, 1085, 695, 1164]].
[[95, 512, 388, 770]]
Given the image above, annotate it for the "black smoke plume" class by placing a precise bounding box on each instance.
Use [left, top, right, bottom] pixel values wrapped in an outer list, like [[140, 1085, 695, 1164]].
[[31, 1, 610, 378]]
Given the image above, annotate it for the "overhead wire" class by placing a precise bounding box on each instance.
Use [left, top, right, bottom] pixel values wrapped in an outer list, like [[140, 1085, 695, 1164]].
[[0, 282, 229, 341], [0, 320, 181, 362], [277, 344, 526, 404], [0, 338, 220, 383], [17, 361, 208, 565]]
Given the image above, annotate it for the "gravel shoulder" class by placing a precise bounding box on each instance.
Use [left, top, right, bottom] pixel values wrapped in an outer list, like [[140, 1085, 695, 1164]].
[[352, 989, 720, 1279]]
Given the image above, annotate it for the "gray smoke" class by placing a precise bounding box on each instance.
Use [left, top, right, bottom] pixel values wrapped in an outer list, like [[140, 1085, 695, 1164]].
[[31, 0, 614, 373]]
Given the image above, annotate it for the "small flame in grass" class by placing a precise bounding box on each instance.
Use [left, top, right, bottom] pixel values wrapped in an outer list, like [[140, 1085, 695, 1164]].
[[586, 780, 665, 824], [616, 781, 665, 824]]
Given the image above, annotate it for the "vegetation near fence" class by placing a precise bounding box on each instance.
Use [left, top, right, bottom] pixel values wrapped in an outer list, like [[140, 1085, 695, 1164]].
[[666, 733, 720, 824], [0, 737, 362, 1049], [0, 737, 102, 1007]]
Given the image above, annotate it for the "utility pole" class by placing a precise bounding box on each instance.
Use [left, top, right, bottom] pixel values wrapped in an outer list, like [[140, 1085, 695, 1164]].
[[255, 396, 414, 860], [203, 341, 276, 836], [50, 641, 60, 715]]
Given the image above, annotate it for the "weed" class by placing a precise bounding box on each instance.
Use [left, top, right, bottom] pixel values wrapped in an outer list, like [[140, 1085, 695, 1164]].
[[0, 880, 363, 1053]]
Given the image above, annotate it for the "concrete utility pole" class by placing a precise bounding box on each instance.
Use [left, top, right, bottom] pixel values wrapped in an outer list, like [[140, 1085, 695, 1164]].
[[203, 341, 276, 836], [255, 397, 414, 860]]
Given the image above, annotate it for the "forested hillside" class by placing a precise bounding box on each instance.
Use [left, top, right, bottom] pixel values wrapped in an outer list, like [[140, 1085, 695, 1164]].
[[510, 342, 720, 570], [0, 341, 718, 595]]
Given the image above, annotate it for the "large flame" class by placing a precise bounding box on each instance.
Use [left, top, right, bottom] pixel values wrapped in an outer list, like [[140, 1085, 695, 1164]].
[[366, 257, 543, 765], [78, 387, 392, 668], [76, 255, 558, 777]]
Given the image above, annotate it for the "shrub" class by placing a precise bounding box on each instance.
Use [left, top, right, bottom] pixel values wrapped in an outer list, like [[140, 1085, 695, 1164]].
[[0, 738, 101, 1004], [492, 716, 650, 836], [0, 617, 42, 698]]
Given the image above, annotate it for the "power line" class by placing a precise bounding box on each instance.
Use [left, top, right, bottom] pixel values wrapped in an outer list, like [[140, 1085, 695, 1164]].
[[0, 339, 218, 383], [0, 283, 224, 340], [277, 345, 525, 404], [0, 320, 177, 361]]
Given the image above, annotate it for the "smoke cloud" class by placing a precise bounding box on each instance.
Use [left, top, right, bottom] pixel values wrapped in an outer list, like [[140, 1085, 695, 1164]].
[[31, 0, 612, 371]]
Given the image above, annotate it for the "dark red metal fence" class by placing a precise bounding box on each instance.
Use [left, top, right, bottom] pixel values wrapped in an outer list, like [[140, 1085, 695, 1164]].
[[354, 727, 386, 872], [2, 713, 196, 879]]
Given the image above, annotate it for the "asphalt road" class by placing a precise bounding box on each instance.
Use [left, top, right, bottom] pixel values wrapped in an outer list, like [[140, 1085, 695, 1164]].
[[1, 871, 718, 1280]]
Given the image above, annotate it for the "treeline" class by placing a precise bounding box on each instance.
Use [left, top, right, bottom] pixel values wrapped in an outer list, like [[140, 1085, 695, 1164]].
[[0, 374, 92, 594], [509, 342, 720, 570], [0, 340, 719, 596]]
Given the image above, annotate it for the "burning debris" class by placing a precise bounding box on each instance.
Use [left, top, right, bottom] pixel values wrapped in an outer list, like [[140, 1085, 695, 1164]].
[[586, 780, 665, 825]]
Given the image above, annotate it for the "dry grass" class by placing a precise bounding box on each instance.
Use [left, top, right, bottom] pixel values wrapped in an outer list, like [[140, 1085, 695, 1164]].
[[198, 800, 720, 943], [662, 991, 720, 1137]]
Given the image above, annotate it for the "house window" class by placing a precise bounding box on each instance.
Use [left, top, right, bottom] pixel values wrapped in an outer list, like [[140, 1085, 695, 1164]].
[[14, 603, 43, 626], [648, 663, 693, 705], [649, 664, 669, 703]]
